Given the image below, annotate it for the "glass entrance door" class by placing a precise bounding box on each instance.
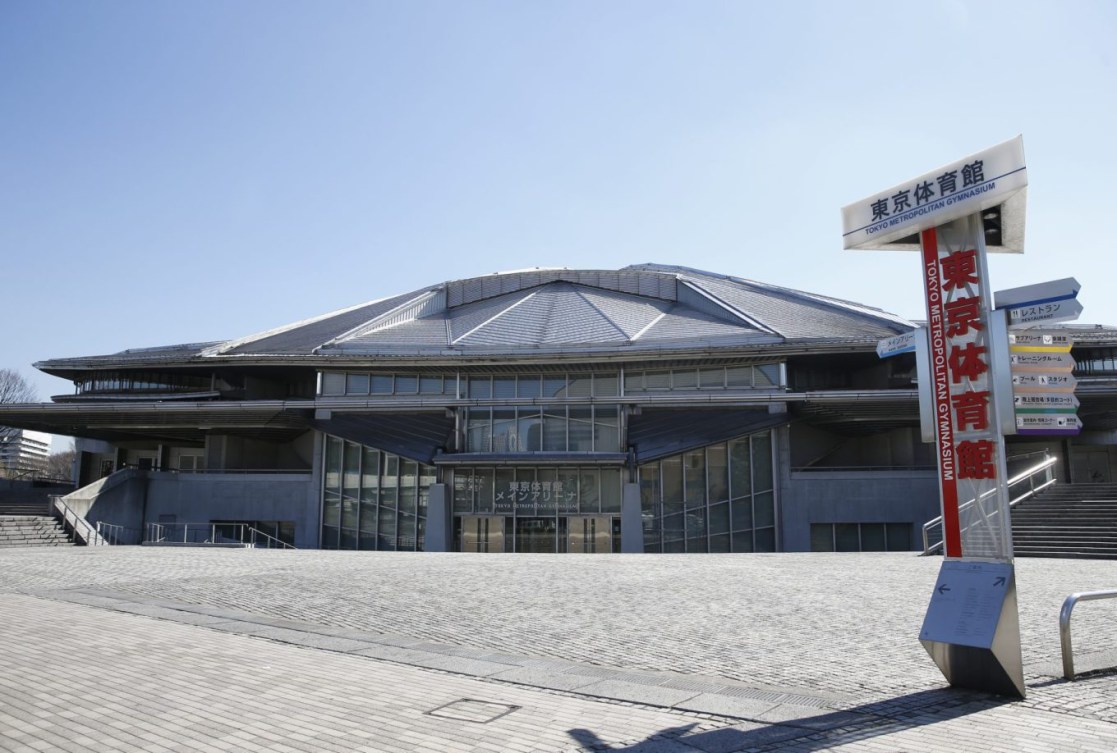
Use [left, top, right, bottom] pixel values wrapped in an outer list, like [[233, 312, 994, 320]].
[[515, 517, 558, 553], [460, 516, 506, 553], [567, 516, 614, 553]]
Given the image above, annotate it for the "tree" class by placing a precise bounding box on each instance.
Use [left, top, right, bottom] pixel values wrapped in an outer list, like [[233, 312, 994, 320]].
[[1, 369, 39, 475], [46, 448, 78, 483]]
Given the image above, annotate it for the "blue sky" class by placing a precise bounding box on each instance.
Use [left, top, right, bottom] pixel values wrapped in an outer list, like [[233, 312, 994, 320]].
[[3, 1, 1116, 449]]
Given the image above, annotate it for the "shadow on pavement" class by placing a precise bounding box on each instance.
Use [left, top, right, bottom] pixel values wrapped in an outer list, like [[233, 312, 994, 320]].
[[567, 687, 1011, 752]]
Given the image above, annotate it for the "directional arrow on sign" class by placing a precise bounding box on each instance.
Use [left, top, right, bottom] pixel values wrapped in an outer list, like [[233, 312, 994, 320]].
[[1011, 372, 1077, 391], [1007, 299, 1084, 327], [994, 576, 1006, 587], [1010, 351, 1076, 370], [995, 277, 1080, 310], [937, 584, 951, 595]]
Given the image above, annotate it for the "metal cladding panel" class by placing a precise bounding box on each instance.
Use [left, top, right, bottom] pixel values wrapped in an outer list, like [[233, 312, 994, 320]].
[[577, 288, 669, 339], [641, 306, 769, 343], [331, 317, 451, 350], [628, 408, 790, 464], [313, 412, 455, 465], [448, 289, 537, 343], [685, 275, 909, 340], [444, 269, 679, 308], [226, 290, 428, 355]]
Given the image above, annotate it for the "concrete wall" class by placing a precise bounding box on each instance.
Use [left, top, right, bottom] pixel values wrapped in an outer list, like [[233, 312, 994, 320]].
[[144, 472, 318, 548], [62, 469, 149, 541], [779, 470, 940, 552]]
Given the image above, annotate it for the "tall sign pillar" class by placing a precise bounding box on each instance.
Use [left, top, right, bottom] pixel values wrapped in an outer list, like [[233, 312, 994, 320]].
[[843, 136, 1029, 697]]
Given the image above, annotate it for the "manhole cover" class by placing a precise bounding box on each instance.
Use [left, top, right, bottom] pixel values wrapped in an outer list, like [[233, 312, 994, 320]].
[[427, 698, 520, 724]]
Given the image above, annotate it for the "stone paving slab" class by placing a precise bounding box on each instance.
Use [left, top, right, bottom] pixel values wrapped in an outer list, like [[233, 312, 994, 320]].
[[2, 547, 1117, 751]]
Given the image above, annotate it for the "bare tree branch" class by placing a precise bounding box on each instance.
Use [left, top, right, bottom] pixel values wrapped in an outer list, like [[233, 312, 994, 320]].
[[1, 368, 38, 445]]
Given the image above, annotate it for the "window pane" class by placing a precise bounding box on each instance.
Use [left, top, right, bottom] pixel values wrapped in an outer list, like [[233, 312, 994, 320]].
[[466, 408, 492, 452], [754, 527, 776, 552], [474, 468, 494, 513], [567, 375, 592, 397], [725, 366, 752, 388], [673, 369, 697, 389], [707, 444, 728, 503], [579, 470, 600, 513], [645, 370, 670, 390], [732, 530, 753, 553], [419, 376, 443, 394], [569, 407, 593, 451], [698, 368, 724, 389], [543, 376, 566, 398], [495, 468, 515, 514], [491, 408, 517, 452], [593, 406, 620, 452], [469, 376, 491, 399], [810, 524, 834, 552], [729, 438, 751, 499], [756, 364, 780, 386], [361, 447, 380, 492], [662, 512, 685, 546], [624, 371, 644, 393], [395, 375, 418, 394], [343, 442, 360, 502], [709, 501, 730, 535], [731, 497, 752, 532], [835, 523, 859, 552], [493, 377, 516, 399], [600, 469, 621, 513], [710, 533, 730, 553], [371, 374, 393, 394], [399, 460, 418, 515], [556, 469, 579, 513], [752, 433, 773, 492], [887, 523, 913, 551], [321, 372, 345, 395], [593, 372, 619, 397], [516, 407, 542, 452], [753, 491, 775, 527], [543, 407, 567, 451], [684, 450, 705, 509], [861, 523, 886, 551], [453, 471, 474, 513], [517, 375, 541, 398], [325, 436, 342, 492], [662, 456, 683, 506], [346, 373, 370, 395]]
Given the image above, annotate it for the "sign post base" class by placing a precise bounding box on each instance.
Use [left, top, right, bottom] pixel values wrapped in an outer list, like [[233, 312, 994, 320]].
[[919, 560, 1026, 698]]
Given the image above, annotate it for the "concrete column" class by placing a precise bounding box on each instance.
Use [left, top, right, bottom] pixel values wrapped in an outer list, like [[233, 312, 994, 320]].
[[423, 483, 453, 552], [620, 482, 643, 553]]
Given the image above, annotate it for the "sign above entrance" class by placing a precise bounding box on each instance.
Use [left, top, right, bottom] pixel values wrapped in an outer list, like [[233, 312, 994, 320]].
[[841, 136, 1028, 252], [876, 330, 919, 359]]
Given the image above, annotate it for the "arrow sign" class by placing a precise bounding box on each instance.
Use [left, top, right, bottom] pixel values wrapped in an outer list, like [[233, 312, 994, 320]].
[[937, 584, 951, 595], [994, 576, 1006, 587], [1011, 372, 1077, 392], [1008, 330, 1073, 352], [995, 277, 1080, 310], [1009, 351, 1075, 371], [1006, 298, 1083, 327], [1013, 393, 1080, 412], [877, 330, 918, 359], [1016, 414, 1083, 435]]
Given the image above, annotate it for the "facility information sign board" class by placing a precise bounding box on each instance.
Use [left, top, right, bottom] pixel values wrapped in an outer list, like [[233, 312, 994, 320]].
[[1007, 329, 1081, 436], [920, 560, 1014, 648]]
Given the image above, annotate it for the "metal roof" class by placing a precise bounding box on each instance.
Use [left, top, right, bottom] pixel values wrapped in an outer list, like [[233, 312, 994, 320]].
[[35, 264, 925, 373]]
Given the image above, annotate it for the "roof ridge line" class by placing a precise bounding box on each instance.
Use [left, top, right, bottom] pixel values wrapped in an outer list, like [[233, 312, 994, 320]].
[[314, 289, 445, 352], [451, 289, 539, 345], [679, 279, 783, 336]]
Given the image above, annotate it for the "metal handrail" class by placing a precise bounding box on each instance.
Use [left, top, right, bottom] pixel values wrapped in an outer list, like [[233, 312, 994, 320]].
[[921, 454, 1058, 555], [50, 495, 106, 546], [1060, 589, 1117, 679], [144, 521, 295, 549], [95, 521, 142, 545]]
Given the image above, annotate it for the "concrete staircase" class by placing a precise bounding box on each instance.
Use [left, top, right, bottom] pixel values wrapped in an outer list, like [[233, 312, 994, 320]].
[[1012, 483, 1117, 559], [0, 515, 74, 548]]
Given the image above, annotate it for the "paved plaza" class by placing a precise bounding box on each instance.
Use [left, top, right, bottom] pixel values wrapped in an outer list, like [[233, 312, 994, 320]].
[[1, 548, 1115, 752]]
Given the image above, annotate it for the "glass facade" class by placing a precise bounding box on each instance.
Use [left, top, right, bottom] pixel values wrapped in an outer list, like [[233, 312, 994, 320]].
[[639, 432, 775, 553], [321, 435, 435, 550], [464, 406, 621, 452], [452, 466, 623, 553]]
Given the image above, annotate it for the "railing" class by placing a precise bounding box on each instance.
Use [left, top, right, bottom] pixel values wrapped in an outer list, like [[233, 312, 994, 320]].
[[50, 495, 106, 546], [1060, 589, 1117, 679], [145, 522, 295, 549], [95, 521, 143, 546], [922, 452, 1058, 555]]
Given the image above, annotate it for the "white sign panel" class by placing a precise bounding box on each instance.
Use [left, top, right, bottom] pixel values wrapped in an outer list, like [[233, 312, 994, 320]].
[[842, 135, 1027, 251], [995, 278, 1079, 310], [920, 561, 1014, 648], [1007, 299, 1083, 327], [877, 330, 918, 359]]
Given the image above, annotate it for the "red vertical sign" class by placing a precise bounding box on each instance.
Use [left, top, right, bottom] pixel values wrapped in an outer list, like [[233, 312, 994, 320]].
[[920, 227, 962, 557]]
